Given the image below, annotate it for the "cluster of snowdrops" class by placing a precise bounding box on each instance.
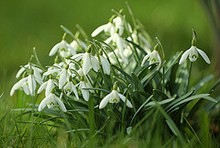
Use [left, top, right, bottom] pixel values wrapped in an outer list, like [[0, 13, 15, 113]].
[[10, 11, 211, 114]]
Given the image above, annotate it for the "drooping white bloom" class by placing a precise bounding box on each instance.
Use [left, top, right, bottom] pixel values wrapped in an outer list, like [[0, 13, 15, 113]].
[[91, 22, 115, 37], [59, 68, 68, 89], [49, 40, 76, 57], [10, 75, 36, 96], [78, 79, 93, 101], [100, 55, 111, 75], [82, 52, 100, 75], [179, 46, 211, 64], [141, 50, 162, 66], [63, 81, 79, 100], [72, 52, 100, 75], [112, 16, 124, 36], [37, 79, 55, 96], [16, 63, 43, 84], [70, 39, 87, 51], [99, 89, 133, 109], [91, 16, 124, 37], [38, 93, 67, 112]]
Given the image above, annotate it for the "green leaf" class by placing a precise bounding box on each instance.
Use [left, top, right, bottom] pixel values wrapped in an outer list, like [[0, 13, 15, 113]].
[[131, 73, 143, 91], [60, 25, 74, 37], [130, 95, 153, 124], [168, 94, 217, 112]]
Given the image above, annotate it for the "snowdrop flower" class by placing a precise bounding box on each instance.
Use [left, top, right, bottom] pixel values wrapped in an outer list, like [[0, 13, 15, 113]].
[[99, 84, 133, 109], [63, 81, 79, 100], [112, 16, 124, 36], [49, 40, 76, 57], [37, 79, 55, 96], [16, 63, 43, 84], [71, 46, 100, 75], [82, 52, 100, 75], [10, 75, 36, 96], [78, 78, 93, 101], [38, 93, 67, 112], [91, 21, 115, 37], [179, 46, 210, 64], [141, 49, 162, 67], [91, 16, 124, 37], [70, 39, 87, 51], [99, 51, 111, 75], [58, 66, 71, 89]]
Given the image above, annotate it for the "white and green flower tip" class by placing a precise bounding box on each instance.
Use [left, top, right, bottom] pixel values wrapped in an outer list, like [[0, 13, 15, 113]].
[[49, 33, 76, 57], [179, 30, 211, 64], [10, 63, 42, 96], [38, 93, 67, 112], [99, 83, 133, 109], [141, 44, 162, 66]]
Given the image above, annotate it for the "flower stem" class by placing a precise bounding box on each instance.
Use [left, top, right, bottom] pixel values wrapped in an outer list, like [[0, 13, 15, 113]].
[[88, 98, 95, 146], [187, 62, 193, 92]]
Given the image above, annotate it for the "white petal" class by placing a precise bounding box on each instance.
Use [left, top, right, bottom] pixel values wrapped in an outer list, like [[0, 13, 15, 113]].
[[16, 67, 25, 78], [23, 85, 30, 95], [115, 34, 124, 52], [71, 83, 79, 100], [37, 81, 47, 94], [101, 56, 110, 75], [141, 54, 150, 66], [28, 75, 36, 96], [82, 89, 89, 101], [67, 44, 76, 56], [38, 95, 50, 111], [70, 40, 78, 49], [34, 70, 43, 84], [71, 53, 83, 61], [99, 93, 111, 109], [49, 42, 60, 56], [46, 79, 54, 96], [179, 48, 191, 64], [59, 69, 67, 89], [91, 25, 106, 37], [55, 96, 67, 112], [80, 81, 89, 101], [197, 48, 211, 64], [82, 53, 91, 75], [10, 77, 27, 96], [105, 36, 113, 44], [118, 93, 133, 108], [91, 56, 100, 72]]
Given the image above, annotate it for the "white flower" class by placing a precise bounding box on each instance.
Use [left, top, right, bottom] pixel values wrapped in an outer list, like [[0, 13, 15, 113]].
[[141, 50, 161, 66], [72, 52, 100, 75], [10, 75, 36, 96], [112, 16, 124, 36], [100, 55, 110, 75], [59, 68, 68, 89], [179, 46, 211, 64], [38, 93, 67, 112], [91, 22, 115, 37], [82, 52, 100, 75], [37, 79, 55, 96], [63, 81, 79, 100], [70, 39, 87, 50], [91, 16, 124, 37], [78, 79, 93, 101], [99, 90, 133, 109], [16, 63, 43, 84], [49, 40, 76, 57]]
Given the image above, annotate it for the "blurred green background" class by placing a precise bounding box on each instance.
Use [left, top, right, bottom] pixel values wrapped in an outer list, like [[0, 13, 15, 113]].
[[0, 0, 213, 87]]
